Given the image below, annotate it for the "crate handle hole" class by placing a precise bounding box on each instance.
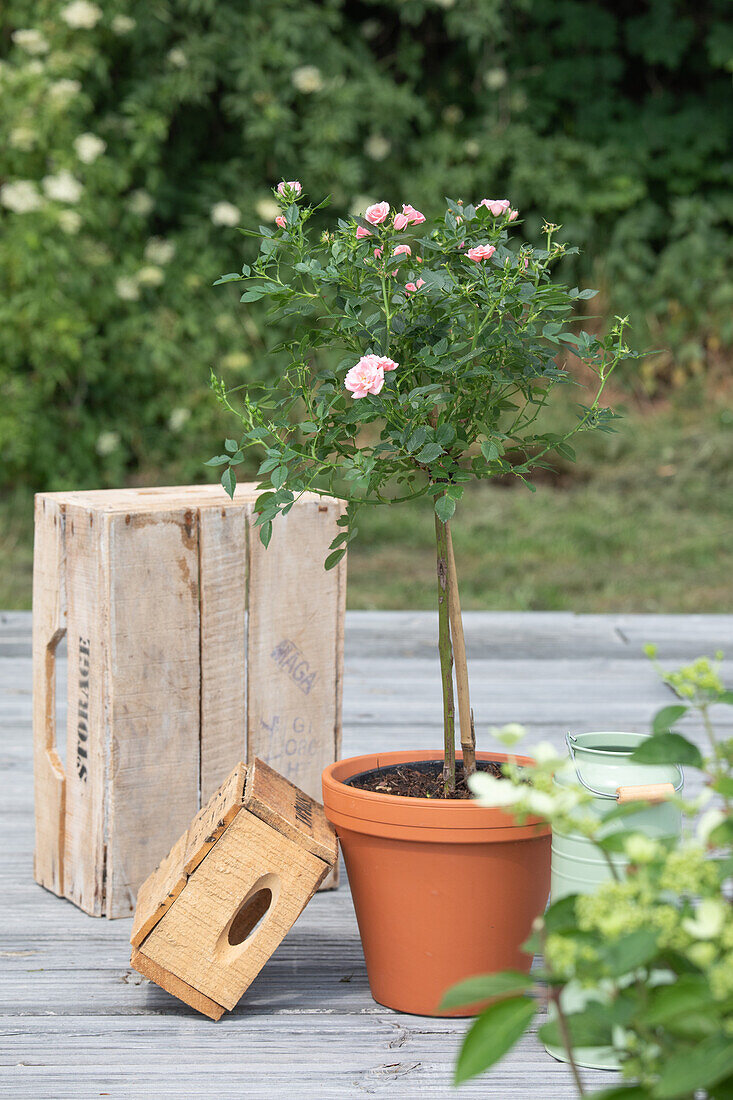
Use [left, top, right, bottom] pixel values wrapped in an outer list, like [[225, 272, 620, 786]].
[[227, 873, 280, 947], [46, 628, 67, 774]]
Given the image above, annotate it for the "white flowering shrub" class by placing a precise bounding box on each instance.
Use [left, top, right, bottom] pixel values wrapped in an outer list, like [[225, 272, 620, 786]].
[[1, 0, 730, 490], [446, 654, 733, 1098]]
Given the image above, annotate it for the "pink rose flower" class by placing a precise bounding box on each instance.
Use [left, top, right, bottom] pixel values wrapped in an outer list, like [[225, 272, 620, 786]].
[[277, 180, 302, 196], [392, 244, 411, 257], [374, 247, 383, 259], [356, 224, 372, 239], [393, 213, 409, 231], [275, 215, 286, 229], [344, 355, 386, 399], [401, 204, 425, 225], [466, 243, 496, 263], [374, 355, 398, 372], [365, 201, 390, 225], [508, 208, 519, 221], [479, 198, 511, 217], [405, 279, 424, 294]]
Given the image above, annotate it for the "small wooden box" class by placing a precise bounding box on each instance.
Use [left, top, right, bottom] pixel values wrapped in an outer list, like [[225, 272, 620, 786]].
[[130, 758, 337, 1020], [33, 484, 345, 917]]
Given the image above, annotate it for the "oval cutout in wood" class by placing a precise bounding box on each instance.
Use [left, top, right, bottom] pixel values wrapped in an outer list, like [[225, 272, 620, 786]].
[[220, 873, 281, 953], [229, 888, 272, 946]]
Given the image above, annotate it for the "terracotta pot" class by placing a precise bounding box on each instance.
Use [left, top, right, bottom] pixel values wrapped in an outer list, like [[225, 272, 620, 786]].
[[322, 749, 551, 1016]]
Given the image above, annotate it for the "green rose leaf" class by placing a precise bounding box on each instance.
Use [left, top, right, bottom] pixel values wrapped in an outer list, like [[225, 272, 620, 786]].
[[270, 465, 288, 489], [481, 440, 504, 462], [416, 442, 444, 464], [324, 547, 346, 571], [406, 427, 428, 452], [220, 466, 236, 499], [434, 494, 456, 522]]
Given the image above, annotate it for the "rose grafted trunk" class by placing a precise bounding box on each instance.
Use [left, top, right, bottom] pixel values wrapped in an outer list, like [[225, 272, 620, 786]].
[[434, 508, 456, 795], [445, 521, 476, 779]]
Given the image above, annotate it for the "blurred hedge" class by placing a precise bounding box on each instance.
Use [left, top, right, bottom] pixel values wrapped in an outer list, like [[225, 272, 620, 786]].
[[1, 0, 731, 491]]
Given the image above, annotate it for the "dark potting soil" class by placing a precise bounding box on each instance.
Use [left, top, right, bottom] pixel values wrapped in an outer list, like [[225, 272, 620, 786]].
[[345, 758, 505, 800]]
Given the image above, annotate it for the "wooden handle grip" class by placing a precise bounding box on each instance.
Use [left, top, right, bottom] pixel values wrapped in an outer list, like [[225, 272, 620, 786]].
[[616, 783, 675, 805]]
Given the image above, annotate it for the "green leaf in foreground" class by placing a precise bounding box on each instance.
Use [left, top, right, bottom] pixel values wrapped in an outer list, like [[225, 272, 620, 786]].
[[638, 974, 710, 1026], [455, 996, 535, 1084], [631, 732, 703, 768], [653, 1034, 733, 1098], [538, 1002, 615, 1048], [602, 928, 658, 977], [440, 970, 533, 1011], [652, 704, 688, 733], [710, 1076, 733, 1100], [592, 1088, 652, 1099], [541, 893, 579, 931]]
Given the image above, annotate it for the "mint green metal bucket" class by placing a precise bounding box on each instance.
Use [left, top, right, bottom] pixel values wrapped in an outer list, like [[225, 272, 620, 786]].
[[551, 731, 683, 901], [546, 731, 683, 1071]]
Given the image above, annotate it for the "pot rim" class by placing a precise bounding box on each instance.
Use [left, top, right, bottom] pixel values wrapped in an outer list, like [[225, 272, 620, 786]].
[[569, 731, 650, 758], [322, 749, 551, 841]]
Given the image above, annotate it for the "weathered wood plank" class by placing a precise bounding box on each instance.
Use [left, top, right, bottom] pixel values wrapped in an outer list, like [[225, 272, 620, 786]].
[[0, 1013, 606, 1100], [104, 509, 202, 918], [198, 504, 249, 802], [11, 607, 733, 658], [344, 611, 733, 661], [246, 500, 344, 798]]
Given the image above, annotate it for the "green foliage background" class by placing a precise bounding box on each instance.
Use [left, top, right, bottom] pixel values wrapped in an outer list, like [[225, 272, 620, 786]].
[[1, 0, 732, 493]]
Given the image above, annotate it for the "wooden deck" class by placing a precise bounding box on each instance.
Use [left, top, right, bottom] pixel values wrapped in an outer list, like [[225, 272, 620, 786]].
[[2, 610, 732, 1098]]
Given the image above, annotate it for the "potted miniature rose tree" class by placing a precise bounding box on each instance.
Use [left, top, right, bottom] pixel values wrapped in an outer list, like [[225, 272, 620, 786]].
[[209, 182, 635, 1015]]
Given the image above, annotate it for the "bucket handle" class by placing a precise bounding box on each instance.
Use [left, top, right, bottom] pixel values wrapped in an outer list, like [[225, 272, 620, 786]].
[[565, 733, 683, 802]]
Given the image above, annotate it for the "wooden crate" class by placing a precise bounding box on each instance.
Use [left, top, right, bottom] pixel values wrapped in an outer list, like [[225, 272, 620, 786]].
[[130, 758, 338, 1020], [33, 484, 345, 917]]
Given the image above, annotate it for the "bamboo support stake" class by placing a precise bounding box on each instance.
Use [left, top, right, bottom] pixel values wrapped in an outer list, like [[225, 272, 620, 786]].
[[434, 508, 456, 795], [445, 521, 476, 779]]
